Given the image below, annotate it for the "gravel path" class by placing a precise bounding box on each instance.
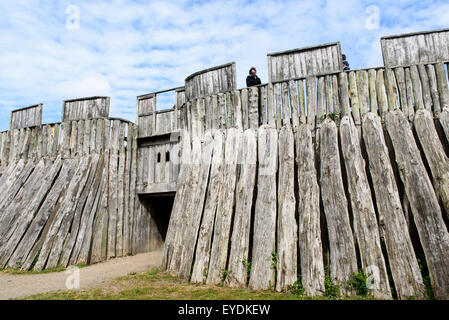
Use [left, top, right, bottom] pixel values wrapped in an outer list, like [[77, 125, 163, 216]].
[[0, 251, 162, 300]]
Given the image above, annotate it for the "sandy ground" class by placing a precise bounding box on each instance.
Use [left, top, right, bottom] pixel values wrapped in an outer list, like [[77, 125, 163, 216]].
[[0, 251, 162, 300]]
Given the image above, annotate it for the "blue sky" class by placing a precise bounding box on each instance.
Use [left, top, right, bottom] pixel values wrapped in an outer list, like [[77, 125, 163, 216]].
[[0, 0, 448, 131]]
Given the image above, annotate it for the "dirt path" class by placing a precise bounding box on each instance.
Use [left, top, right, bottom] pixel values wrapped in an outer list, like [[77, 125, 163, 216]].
[[0, 251, 162, 300]]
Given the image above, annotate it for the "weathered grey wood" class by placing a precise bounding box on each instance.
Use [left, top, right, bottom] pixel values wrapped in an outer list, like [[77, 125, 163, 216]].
[[426, 64, 442, 116], [418, 64, 433, 111], [410, 65, 425, 110], [348, 72, 361, 126], [45, 155, 97, 270], [207, 128, 241, 284], [385, 109, 449, 299], [340, 115, 392, 299], [289, 80, 300, 129], [295, 123, 325, 296], [362, 112, 425, 299], [306, 77, 316, 125], [90, 151, 110, 264], [414, 109, 449, 218], [384, 68, 399, 111], [107, 121, 120, 259], [376, 69, 388, 118], [404, 68, 416, 120], [33, 156, 91, 270], [177, 133, 213, 278], [225, 129, 257, 288], [116, 122, 126, 257], [275, 125, 297, 292], [0, 158, 62, 268], [248, 87, 259, 129], [249, 125, 278, 290], [162, 130, 192, 270], [274, 83, 282, 130], [73, 156, 106, 265], [320, 118, 357, 295], [298, 80, 306, 124], [17, 159, 77, 270], [191, 131, 225, 283], [267, 83, 275, 127], [338, 73, 351, 117], [168, 136, 202, 274]]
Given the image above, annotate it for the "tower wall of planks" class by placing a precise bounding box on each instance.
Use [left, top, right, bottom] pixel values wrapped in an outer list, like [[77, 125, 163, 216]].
[[0, 28, 449, 300], [164, 29, 449, 300]]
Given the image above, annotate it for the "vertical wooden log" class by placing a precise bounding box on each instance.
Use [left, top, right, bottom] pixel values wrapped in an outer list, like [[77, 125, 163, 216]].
[[241, 89, 249, 130], [107, 120, 120, 259], [435, 63, 449, 140], [248, 87, 259, 129], [394, 68, 409, 114], [368, 69, 378, 114], [275, 83, 282, 130], [414, 109, 449, 218], [225, 129, 257, 288], [275, 125, 297, 292], [376, 69, 388, 119], [384, 68, 399, 111], [178, 133, 214, 279], [249, 125, 277, 290], [306, 77, 316, 126], [426, 64, 441, 117], [320, 118, 357, 295], [348, 72, 361, 127], [385, 109, 449, 299], [405, 68, 416, 121], [410, 65, 425, 110], [296, 122, 325, 296], [356, 70, 369, 117], [338, 73, 350, 117], [233, 91, 243, 130], [207, 128, 241, 285], [191, 131, 224, 284], [298, 80, 306, 124], [418, 64, 432, 111], [362, 112, 425, 299], [267, 83, 275, 127], [340, 115, 392, 299], [289, 80, 300, 129]]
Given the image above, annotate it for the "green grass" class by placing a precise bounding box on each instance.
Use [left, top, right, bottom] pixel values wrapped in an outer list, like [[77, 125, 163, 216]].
[[24, 268, 372, 300]]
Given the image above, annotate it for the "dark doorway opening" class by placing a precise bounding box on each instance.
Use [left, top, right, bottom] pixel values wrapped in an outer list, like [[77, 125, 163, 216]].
[[140, 193, 175, 250]]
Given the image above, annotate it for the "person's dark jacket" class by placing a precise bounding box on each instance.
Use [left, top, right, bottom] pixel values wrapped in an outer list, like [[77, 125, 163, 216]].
[[246, 75, 261, 87]]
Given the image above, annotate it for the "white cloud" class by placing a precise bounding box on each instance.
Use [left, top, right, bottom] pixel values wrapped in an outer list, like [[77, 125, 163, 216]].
[[0, 0, 448, 130]]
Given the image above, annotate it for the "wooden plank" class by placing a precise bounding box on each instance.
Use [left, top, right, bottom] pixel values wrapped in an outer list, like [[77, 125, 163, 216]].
[[249, 126, 277, 290], [306, 77, 316, 125], [414, 109, 449, 219], [207, 128, 241, 285], [410, 65, 425, 110], [0, 158, 63, 268], [418, 64, 433, 111], [275, 125, 297, 291], [426, 64, 442, 116], [107, 121, 120, 259], [275, 83, 282, 130], [295, 122, 325, 295], [248, 87, 259, 129], [376, 69, 388, 118], [368, 69, 378, 114], [191, 131, 224, 283], [340, 115, 392, 299], [362, 112, 426, 299], [385, 109, 449, 299], [319, 118, 357, 295], [224, 129, 257, 288]]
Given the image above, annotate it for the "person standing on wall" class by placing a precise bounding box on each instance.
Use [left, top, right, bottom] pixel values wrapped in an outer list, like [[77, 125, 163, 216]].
[[246, 67, 262, 87]]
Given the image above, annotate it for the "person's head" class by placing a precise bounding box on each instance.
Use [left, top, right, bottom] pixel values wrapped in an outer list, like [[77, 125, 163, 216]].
[[342, 54, 347, 61], [249, 67, 257, 76]]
